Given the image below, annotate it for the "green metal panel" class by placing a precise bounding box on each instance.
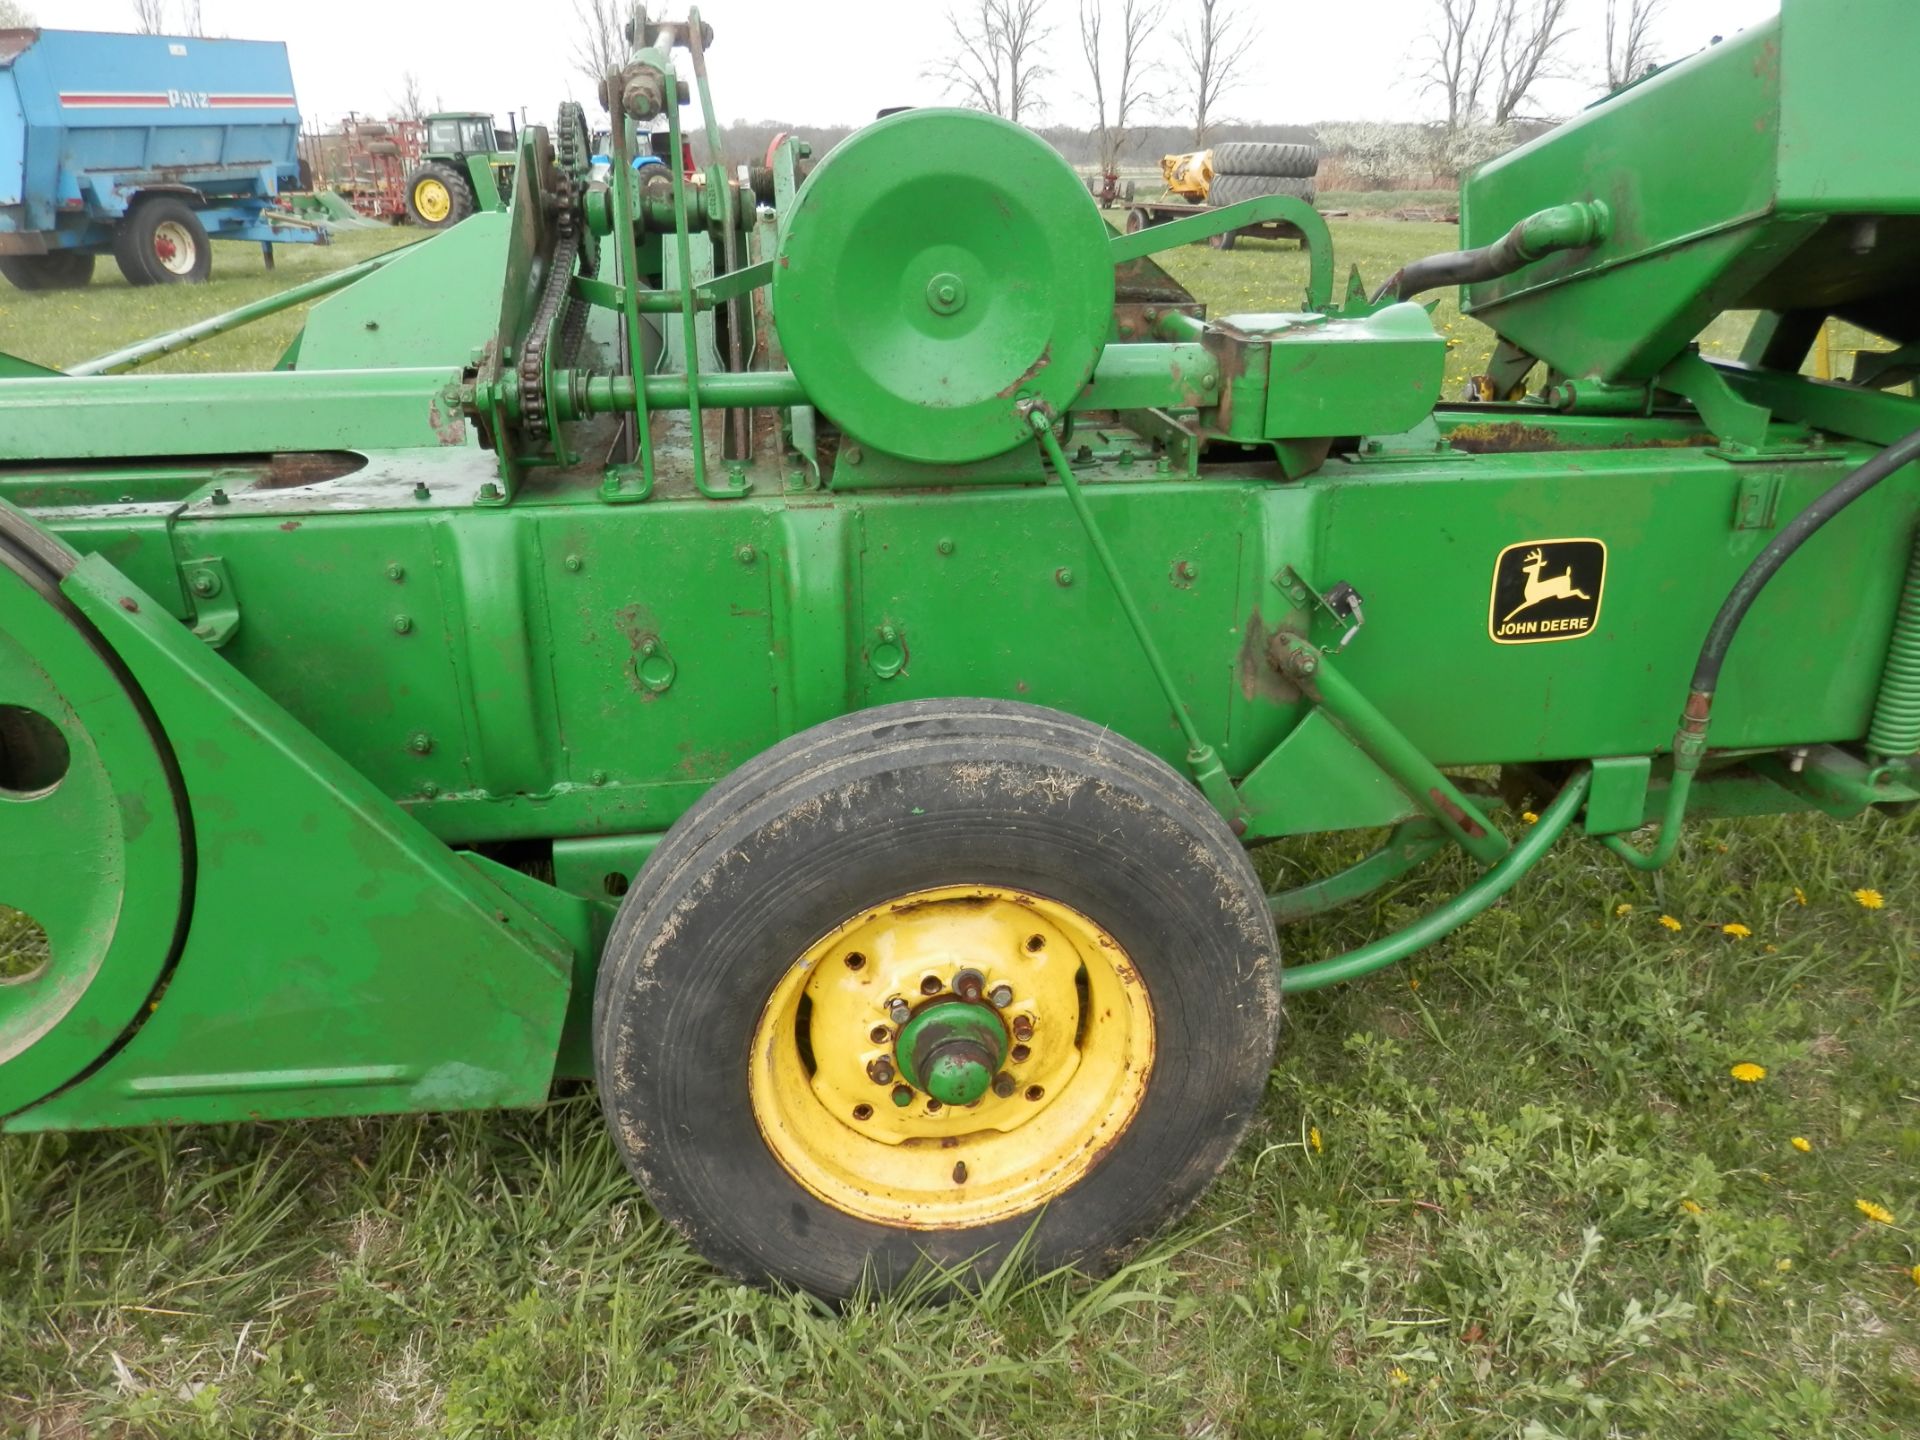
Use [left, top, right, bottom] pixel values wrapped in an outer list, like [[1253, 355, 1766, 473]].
[[296, 216, 509, 369], [6, 553, 573, 1131]]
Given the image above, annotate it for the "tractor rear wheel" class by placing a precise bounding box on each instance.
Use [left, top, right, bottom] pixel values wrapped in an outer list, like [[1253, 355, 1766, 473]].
[[0, 252, 96, 291], [594, 699, 1281, 1300], [1210, 141, 1320, 179], [114, 198, 212, 285], [404, 162, 475, 230]]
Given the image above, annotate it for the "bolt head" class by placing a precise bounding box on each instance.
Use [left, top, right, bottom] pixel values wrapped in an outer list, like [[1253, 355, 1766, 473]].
[[407, 731, 433, 755], [992, 1073, 1016, 1098], [392, 615, 413, 635], [937, 538, 955, 556], [564, 554, 584, 573], [988, 983, 1014, 1009], [589, 769, 608, 786], [190, 573, 218, 597], [387, 563, 406, 582], [736, 544, 757, 565], [640, 638, 658, 657], [890, 1083, 915, 1108], [1055, 567, 1074, 587], [887, 998, 912, 1025]]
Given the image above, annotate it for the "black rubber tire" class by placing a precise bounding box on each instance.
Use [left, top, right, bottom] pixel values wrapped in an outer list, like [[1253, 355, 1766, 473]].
[[594, 699, 1281, 1301], [1124, 207, 1150, 233], [1208, 229, 1238, 251], [113, 198, 212, 286], [1211, 141, 1320, 179], [403, 161, 476, 230], [0, 251, 96, 291], [1209, 173, 1317, 209]]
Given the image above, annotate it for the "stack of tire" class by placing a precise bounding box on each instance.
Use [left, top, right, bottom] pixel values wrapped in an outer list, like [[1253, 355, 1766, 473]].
[[1207, 141, 1320, 209], [1202, 141, 1319, 251]]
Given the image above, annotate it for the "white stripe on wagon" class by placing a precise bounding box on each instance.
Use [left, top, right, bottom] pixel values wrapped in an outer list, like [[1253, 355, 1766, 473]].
[[57, 93, 296, 107]]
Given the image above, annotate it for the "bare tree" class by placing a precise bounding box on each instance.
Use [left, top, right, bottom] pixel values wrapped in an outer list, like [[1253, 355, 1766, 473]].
[[572, 0, 630, 108], [0, 0, 34, 24], [1079, 0, 1165, 176], [1421, 0, 1573, 130], [130, 0, 169, 34], [181, 0, 202, 35], [1177, 0, 1254, 145], [1421, 0, 1490, 132], [1604, 0, 1663, 91], [933, 0, 1053, 125], [1488, 0, 1572, 123], [396, 70, 425, 122]]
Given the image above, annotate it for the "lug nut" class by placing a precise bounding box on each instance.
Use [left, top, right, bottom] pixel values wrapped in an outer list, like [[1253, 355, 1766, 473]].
[[891, 1084, 914, 1107], [887, 998, 911, 1025], [1011, 1016, 1034, 1042], [867, 1056, 894, 1084], [953, 968, 985, 1002], [987, 983, 1013, 1008], [992, 1073, 1016, 1098]]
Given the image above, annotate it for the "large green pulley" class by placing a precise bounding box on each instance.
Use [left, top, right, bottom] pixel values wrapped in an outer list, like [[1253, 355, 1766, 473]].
[[772, 108, 1116, 465], [0, 514, 187, 1114]]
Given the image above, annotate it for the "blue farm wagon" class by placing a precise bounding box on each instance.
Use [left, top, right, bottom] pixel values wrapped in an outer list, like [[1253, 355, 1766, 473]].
[[0, 26, 327, 290]]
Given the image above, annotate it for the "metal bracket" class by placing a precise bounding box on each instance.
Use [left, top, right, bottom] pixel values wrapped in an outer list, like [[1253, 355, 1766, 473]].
[[1276, 566, 1366, 649], [183, 556, 240, 649]]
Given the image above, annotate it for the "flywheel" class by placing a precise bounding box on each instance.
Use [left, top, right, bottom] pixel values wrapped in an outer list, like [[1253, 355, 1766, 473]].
[[0, 512, 189, 1115]]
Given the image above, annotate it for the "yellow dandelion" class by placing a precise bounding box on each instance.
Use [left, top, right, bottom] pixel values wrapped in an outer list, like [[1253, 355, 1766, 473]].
[[1389, 1366, 1410, 1386], [1792, 886, 1807, 906], [1856, 1199, 1895, 1225], [1309, 1125, 1323, 1154], [1521, 810, 1539, 825], [1776, 1258, 1793, 1271], [1680, 1198, 1704, 1215], [1730, 1062, 1767, 1083], [1853, 888, 1885, 910], [1614, 902, 1634, 917], [1790, 1136, 1812, 1153], [1911, 1264, 1920, 1287], [1659, 914, 1683, 931], [1408, 977, 1420, 991], [1722, 922, 1752, 938]]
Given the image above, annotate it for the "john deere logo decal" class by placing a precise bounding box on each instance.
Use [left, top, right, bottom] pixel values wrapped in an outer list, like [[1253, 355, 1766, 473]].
[[1489, 538, 1605, 643]]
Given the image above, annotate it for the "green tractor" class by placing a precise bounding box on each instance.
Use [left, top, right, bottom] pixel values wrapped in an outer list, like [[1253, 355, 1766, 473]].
[[403, 111, 517, 229]]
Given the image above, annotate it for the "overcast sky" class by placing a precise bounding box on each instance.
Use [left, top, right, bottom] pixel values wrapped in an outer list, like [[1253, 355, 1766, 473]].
[[47, 0, 1780, 132]]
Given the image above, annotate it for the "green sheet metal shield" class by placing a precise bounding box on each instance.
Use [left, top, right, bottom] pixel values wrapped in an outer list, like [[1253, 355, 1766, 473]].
[[773, 109, 1115, 464]]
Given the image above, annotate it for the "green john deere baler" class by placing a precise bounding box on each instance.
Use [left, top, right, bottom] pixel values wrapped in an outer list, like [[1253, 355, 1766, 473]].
[[3, 1, 1919, 1298]]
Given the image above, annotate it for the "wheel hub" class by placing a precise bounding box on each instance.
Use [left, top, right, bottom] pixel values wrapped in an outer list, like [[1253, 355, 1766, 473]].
[[894, 999, 1006, 1106]]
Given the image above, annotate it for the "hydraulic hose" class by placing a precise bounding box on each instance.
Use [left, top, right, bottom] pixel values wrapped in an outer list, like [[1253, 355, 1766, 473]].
[[1605, 420, 1920, 869], [1371, 200, 1609, 305], [1281, 768, 1591, 994]]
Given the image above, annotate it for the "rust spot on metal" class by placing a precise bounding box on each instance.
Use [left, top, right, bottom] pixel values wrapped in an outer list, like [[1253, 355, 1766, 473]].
[[118, 596, 138, 612], [1427, 788, 1486, 838], [997, 344, 1053, 399], [1447, 421, 1716, 455], [278, 520, 301, 531]]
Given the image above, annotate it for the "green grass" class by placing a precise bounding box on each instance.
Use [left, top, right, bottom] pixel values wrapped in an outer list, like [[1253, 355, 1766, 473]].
[[0, 227, 417, 374], [4, 222, 1920, 1438]]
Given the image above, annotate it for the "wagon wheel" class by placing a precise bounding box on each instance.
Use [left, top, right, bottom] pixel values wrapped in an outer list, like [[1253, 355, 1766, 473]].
[[0, 514, 188, 1114], [594, 699, 1281, 1299]]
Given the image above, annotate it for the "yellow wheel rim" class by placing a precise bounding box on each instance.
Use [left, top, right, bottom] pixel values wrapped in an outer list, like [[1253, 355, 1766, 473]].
[[749, 884, 1155, 1229], [414, 178, 451, 222]]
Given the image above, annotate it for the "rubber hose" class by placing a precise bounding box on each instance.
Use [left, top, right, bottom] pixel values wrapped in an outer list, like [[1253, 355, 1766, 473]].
[[1692, 423, 1920, 696]]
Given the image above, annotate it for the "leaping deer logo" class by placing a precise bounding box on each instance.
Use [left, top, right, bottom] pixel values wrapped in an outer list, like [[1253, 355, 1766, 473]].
[[1502, 548, 1592, 623]]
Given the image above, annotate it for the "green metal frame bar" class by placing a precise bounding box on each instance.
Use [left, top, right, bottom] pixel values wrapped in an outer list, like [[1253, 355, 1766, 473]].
[[1108, 195, 1334, 313], [67, 247, 415, 378], [1281, 768, 1589, 993], [604, 94, 657, 502], [1267, 817, 1449, 923], [1270, 636, 1511, 866], [1031, 409, 1238, 817]]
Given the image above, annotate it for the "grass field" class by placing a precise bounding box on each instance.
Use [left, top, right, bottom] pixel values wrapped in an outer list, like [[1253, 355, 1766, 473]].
[[3, 221, 1919, 1439]]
